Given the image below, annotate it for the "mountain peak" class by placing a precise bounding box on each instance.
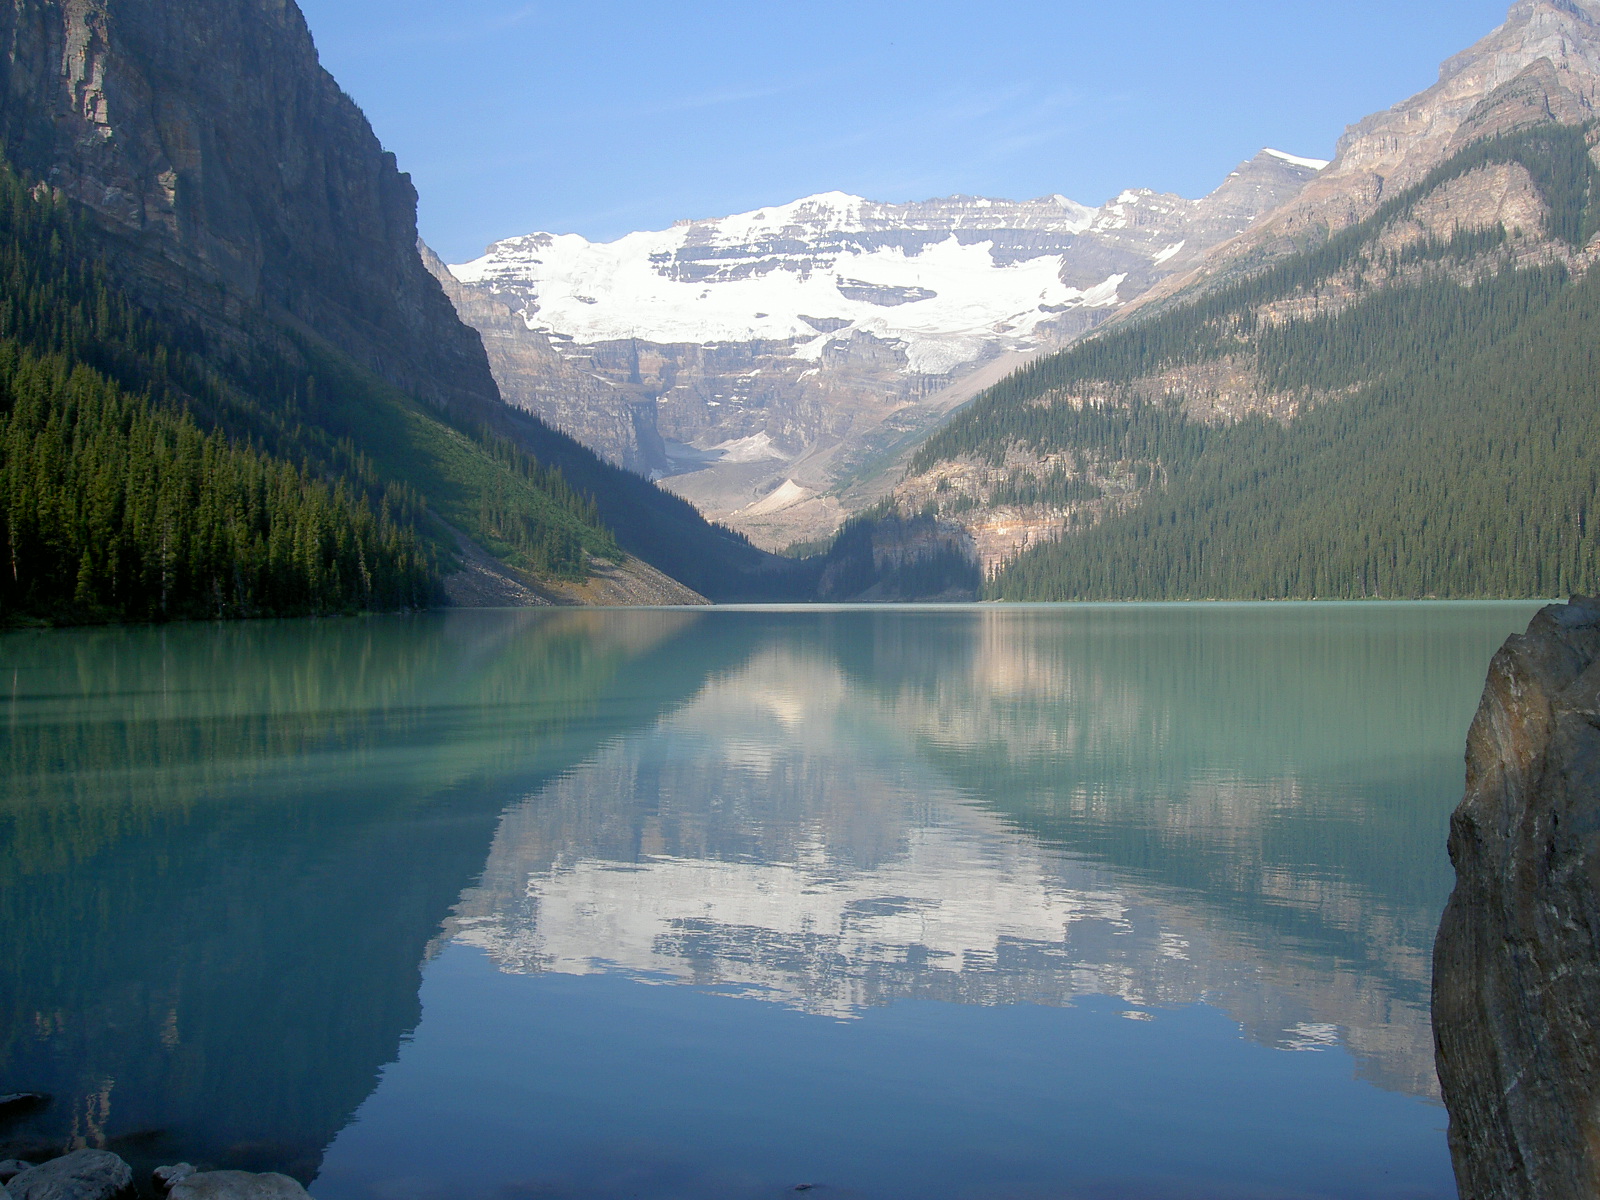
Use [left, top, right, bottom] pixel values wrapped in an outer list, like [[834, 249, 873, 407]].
[[1504, 0, 1600, 28], [1130, 0, 1600, 312], [1262, 149, 1330, 171]]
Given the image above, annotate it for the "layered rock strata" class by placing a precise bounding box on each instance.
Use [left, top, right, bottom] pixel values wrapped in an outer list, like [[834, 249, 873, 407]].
[[439, 154, 1322, 548], [1434, 596, 1600, 1200], [1132, 0, 1600, 313], [0, 0, 501, 417]]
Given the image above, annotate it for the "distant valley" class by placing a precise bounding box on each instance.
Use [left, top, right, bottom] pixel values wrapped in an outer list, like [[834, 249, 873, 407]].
[[3, 0, 1596, 618], [436, 153, 1323, 550]]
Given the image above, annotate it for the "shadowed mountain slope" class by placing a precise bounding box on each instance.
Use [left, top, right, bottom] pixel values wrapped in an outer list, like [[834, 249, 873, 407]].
[[0, 0, 797, 608]]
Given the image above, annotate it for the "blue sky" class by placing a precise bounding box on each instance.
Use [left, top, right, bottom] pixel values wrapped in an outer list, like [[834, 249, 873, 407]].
[[294, 0, 1513, 263]]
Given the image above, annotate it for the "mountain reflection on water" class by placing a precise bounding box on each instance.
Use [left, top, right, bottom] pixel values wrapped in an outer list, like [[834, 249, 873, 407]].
[[449, 605, 1521, 1100], [0, 603, 1538, 1192], [0, 610, 722, 1177]]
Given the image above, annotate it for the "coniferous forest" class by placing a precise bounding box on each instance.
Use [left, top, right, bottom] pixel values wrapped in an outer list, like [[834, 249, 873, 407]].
[[907, 122, 1600, 601], [0, 164, 625, 624]]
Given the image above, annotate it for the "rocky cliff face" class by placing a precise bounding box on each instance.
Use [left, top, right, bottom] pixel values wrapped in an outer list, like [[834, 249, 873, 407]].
[[1434, 597, 1600, 1200], [0, 0, 500, 416], [1133, 0, 1600, 313], [893, 0, 1600, 575], [439, 153, 1320, 549]]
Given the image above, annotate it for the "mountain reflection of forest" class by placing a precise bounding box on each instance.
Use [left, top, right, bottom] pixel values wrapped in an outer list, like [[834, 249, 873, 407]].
[[0, 611, 726, 1180], [451, 605, 1527, 1101], [0, 604, 1527, 1180]]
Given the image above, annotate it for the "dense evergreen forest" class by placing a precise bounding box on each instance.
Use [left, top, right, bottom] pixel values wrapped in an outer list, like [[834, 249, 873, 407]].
[[908, 122, 1600, 601], [0, 164, 625, 624]]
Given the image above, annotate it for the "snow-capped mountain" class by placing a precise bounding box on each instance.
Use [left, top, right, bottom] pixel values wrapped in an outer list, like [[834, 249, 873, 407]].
[[455, 191, 1124, 376], [437, 150, 1324, 548]]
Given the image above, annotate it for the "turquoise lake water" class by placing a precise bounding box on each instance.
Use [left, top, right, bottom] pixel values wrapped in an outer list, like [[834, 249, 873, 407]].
[[0, 603, 1544, 1198]]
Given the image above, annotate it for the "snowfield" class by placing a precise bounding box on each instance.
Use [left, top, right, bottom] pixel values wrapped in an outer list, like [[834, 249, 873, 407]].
[[451, 191, 1135, 377]]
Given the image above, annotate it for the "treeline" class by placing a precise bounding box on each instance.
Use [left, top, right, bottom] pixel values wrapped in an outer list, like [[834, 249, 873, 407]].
[[874, 119, 1600, 600], [990, 256, 1600, 600], [470, 426, 618, 579], [913, 122, 1600, 472], [815, 504, 982, 601], [943, 467, 1104, 513], [2, 348, 434, 620], [0, 160, 623, 622]]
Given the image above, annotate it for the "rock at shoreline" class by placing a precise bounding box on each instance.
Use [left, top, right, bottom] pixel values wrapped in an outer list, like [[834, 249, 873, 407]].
[[151, 1165, 195, 1195], [0, 1099, 46, 1120], [7, 1151, 133, 1200], [0, 1165, 32, 1184], [1433, 596, 1600, 1200], [168, 1173, 311, 1200]]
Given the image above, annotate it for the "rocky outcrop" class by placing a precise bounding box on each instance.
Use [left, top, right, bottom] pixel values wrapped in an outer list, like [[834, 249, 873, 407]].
[[0, 1154, 305, 1200], [0, 0, 501, 418], [168, 1172, 310, 1200], [1132, 0, 1600, 313], [151, 1165, 195, 1194], [6, 1151, 132, 1200], [1433, 597, 1600, 1200]]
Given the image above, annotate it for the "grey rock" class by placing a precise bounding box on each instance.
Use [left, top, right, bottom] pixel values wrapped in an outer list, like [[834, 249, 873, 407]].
[[1433, 596, 1600, 1200], [7, 1150, 133, 1200], [439, 153, 1318, 550], [0, 0, 502, 426], [0, 1166, 32, 1185], [1144, 0, 1600, 303], [168, 1172, 311, 1200], [151, 1165, 196, 1195]]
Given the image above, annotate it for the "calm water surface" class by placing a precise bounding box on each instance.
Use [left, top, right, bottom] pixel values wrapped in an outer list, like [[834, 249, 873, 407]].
[[0, 603, 1544, 1199]]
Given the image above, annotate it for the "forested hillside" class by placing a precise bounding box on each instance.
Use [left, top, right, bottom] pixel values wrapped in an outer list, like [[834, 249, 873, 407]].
[[0, 166, 621, 623], [898, 121, 1600, 600], [0, 0, 809, 617]]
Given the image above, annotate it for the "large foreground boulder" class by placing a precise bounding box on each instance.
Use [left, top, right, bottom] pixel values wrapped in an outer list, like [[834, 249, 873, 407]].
[[1433, 597, 1600, 1200], [168, 1173, 311, 1200], [6, 1151, 132, 1200]]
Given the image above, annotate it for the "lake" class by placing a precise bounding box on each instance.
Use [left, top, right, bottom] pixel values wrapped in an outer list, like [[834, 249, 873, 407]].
[[0, 602, 1543, 1199]]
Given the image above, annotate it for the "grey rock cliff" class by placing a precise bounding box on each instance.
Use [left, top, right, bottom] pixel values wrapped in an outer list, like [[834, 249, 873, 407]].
[[0, 0, 500, 416], [440, 153, 1319, 549], [1133, 0, 1600, 312], [1434, 597, 1600, 1200]]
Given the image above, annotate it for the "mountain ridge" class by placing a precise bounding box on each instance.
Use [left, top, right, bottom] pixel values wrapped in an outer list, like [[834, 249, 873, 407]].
[[1120, 0, 1600, 320], [854, 0, 1600, 596], [440, 151, 1323, 551], [0, 0, 791, 610]]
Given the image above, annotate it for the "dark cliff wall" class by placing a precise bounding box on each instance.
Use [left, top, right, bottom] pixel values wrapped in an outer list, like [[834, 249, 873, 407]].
[[0, 0, 499, 415], [0, 0, 802, 601], [1434, 596, 1600, 1200]]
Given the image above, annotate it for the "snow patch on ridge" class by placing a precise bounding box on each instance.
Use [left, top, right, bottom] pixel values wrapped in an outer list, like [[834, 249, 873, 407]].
[[1264, 149, 1331, 171], [451, 192, 1127, 380]]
